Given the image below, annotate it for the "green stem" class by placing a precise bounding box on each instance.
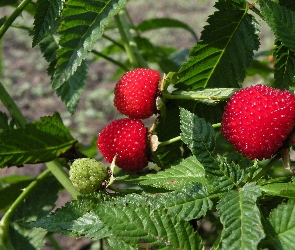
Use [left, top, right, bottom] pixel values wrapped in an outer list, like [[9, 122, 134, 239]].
[[251, 154, 281, 182], [0, 0, 33, 40], [115, 10, 148, 69], [102, 34, 124, 50], [162, 91, 230, 102], [46, 160, 80, 199], [0, 169, 51, 250], [46, 234, 63, 250], [0, 81, 27, 128], [91, 50, 129, 71]]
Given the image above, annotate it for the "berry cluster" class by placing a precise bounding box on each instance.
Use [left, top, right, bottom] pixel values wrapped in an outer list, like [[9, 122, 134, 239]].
[[97, 68, 161, 172], [221, 84, 295, 160]]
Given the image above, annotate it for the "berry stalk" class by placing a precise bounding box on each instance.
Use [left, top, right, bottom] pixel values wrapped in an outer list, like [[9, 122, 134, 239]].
[[115, 10, 148, 69]]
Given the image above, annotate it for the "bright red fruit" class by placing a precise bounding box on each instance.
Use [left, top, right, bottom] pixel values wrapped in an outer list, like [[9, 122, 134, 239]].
[[114, 68, 161, 119], [221, 84, 295, 160], [97, 118, 148, 172]]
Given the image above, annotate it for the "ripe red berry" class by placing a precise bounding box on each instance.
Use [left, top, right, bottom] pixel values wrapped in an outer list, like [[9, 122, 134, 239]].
[[221, 84, 295, 160], [114, 68, 161, 119], [97, 118, 149, 172]]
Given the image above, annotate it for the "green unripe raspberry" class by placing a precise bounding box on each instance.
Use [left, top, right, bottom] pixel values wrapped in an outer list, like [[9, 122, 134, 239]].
[[69, 158, 107, 194]]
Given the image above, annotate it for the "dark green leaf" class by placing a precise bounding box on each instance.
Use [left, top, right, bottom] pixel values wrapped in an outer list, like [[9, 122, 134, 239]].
[[0, 113, 77, 168], [259, 0, 295, 52], [95, 204, 203, 249], [0, 0, 17, 7], [180, 108, 245, 191], [273, 40, 295, 89], [52, 0, 126, 90], [217, 183, 264, 249], [32, 0, 64, 46], [267, 199, 295, 249], [137, 18, 198, 41], [176, 0, 259, 90]]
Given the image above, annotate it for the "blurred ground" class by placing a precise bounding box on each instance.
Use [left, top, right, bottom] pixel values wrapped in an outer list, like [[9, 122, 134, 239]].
[[0, 1, 274, 249]]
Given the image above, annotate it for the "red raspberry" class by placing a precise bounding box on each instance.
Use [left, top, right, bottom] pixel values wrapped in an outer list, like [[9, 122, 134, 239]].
[[114, 68, 161, 119], [97, 118, 148, 172], [221, 84, 295, 160]]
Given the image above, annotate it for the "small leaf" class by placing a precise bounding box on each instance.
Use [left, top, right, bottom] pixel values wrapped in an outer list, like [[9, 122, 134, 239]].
[[176, 0, 259, 90], [266, 199, 295, 249], [217, 183, 265, 249], [259, 0, 295, 52], [0, 113, 77, 168]]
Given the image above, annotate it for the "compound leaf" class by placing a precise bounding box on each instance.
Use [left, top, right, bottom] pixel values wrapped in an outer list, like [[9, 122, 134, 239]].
[[273, 40, 295, 89], [176, 0, 259, 90], [52, 0, 126, 90], [0, 113, 76, 168], [259, 0, 295, 52], [180, 108, 244, 191], [266, 199, 295, 249], [217, 183, 264, 249]]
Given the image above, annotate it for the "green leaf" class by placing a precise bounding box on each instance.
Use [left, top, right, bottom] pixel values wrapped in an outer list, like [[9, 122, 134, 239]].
[[273, 40, 295, 89], [259, 0, 295, 52], [130, 156, 209, 190], [180, 108, 244, 191], [267, 199, 295, 249], [216, 183, 265, 249], [261, 183, 295, 199], [95, 204, 203, 249], [0, 111, 10, 131], [52, 0, 126, 90], [32, 0, 64, 46], [0, 113, 77, 168], [176, 0, 259, 90], [137, 18, 198, 41]]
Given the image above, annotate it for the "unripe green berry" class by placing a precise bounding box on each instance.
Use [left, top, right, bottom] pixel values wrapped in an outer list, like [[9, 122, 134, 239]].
[[69, 158, 107, 194]]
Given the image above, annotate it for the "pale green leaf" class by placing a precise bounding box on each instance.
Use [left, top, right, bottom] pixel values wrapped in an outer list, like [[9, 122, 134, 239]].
[[52, 0, 126, 90], [261, 183, 295, 199], [176, 0, 259, 90], [216, 183, 264, 249], [128, 156, 208, 190], [259, 0, 295, 52]]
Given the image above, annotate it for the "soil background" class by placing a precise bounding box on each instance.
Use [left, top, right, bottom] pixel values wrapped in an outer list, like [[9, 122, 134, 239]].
[[0, 1, 274, 249]]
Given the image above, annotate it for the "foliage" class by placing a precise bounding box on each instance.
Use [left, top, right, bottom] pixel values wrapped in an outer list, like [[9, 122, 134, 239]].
[[1, 0, 295, 249]]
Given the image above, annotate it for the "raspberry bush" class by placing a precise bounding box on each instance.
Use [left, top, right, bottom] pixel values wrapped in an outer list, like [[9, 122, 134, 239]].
[[1, 1, 295, 250]]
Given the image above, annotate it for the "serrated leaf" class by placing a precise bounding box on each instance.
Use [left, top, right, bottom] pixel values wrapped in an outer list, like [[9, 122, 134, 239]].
[[134, 156, 208, 190], [95, 204, 203, 250], [32, 0, 64, 46], [176, 0, 259, 90], [273, 40, 295, 89], [0, 113, 76, 168], [180, 108, 244, 191], [259, 0, 295, 52], [52, 0, 126, 90], [266, 199, 295, 249], [216, 183, 264, 250], [261, 183, 295, 199], [171, 88, 237, 105], [137, 18, 198, 41]]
